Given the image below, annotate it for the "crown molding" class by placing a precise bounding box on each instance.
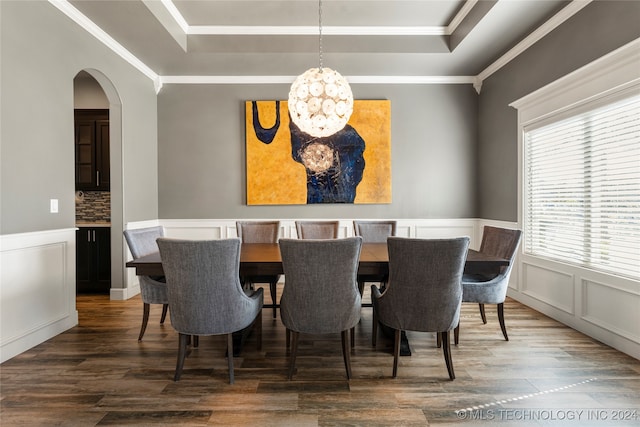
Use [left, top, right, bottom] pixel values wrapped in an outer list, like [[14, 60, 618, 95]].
[[475, 0, 593, 87], [446, 0, 478, 34], [50, 0, 596, 95], [160, 75, 476, 85], [188, 25, 448, 36], [48, 0, 160, 90]]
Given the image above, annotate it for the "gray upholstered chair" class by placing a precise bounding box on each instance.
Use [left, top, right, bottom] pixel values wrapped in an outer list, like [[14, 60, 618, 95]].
[[457, 226, 522, 343], [156, 238, 263, 383], [295, 220, 339, 239], [237, 221, 281, 318], [353, 220, 397, 297], [371, 236, 469, 380], [279, 237, 363, 380], [123, 226, 169, 341]]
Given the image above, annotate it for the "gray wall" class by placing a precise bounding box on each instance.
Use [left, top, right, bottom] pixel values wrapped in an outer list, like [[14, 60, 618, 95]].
[[0, 0, 159, 235], [477, 0, 640, 222], [3, 1, 637, 233], [158, 84, 478, 219]]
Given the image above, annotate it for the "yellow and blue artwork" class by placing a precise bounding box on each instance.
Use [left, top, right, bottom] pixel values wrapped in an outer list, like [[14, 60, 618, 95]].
[[245, 100, 391, 205]]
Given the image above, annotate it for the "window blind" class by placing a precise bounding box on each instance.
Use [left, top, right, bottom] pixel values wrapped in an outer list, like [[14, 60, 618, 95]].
[[524, 93, 640, 280]]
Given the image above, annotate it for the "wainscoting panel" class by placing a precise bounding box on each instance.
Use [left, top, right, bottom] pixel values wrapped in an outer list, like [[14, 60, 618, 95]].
[[582, 279, 640, 343], [521, 261, 575, 314], [414, 223, 475, 241], [164, 224, 223, 240], [126, 218, 639, 359], [508, 253, 640, 359], [0, 228, 78, 363], [4, 220, 636, 362]]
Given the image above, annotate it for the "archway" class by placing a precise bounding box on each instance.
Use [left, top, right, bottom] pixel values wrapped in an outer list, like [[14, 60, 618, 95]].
[[73, 69, 125, 297]]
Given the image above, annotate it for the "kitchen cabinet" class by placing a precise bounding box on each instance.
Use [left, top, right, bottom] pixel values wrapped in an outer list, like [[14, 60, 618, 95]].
[[76, 227, 111, 294], [75, 109, 109, 191]]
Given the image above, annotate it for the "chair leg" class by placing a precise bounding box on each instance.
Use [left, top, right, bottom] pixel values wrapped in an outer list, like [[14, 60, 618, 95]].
[[392, 329, 401, 378], [193, 336, 199, 348], [174, 333, 190, 381], [341, 330, 353, 380], [440, 331, 455, 380], [357, 280, 365, 297], [497, 303, 509, 341], [160, 304, 168, 324], [255, 313, 263, 351], [436, 332, 441, 348], [454, 321, 460, 345], [372, 304, 378, 347], [269, 279, 278, 318], [227, 333, 235, 384], [350, 326, 355, 349], [138, 303, 150, 341], [288, 331, 299, 380], [241, 279, 254, 292], [286, 328, 290, 349], [479, 303, 487, 324]]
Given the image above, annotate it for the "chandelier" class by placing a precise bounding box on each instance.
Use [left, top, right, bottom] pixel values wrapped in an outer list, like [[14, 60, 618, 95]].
[[288, 0, 353, 138]]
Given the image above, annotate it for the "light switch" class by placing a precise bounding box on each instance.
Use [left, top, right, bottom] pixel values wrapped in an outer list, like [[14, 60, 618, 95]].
[[50, 199, 59, 213]]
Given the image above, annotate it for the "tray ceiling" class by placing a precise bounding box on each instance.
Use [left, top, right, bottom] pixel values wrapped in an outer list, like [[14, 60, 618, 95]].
[[65, 0, 573, 80]]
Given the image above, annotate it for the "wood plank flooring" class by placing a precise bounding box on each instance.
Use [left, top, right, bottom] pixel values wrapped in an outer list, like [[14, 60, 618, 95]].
[[1, 288, 639, 426]]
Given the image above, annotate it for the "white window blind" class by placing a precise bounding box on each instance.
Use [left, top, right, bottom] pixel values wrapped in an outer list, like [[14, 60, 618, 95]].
[[524, 93, 640, 280]]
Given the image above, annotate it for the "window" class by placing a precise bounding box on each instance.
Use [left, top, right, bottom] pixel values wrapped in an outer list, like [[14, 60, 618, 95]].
[[524, 93, 640, 279]]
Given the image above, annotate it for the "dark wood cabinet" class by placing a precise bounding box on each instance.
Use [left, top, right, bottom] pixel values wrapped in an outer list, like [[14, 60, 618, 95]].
[[76, 227, 111, 294], [75, 109, 109, 191]]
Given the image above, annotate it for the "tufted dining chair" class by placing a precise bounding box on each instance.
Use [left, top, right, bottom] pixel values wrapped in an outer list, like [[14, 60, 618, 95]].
[[295, 220, 339, 239], [372, 236, 469, 380], [456, 226, 522, 343], [123, 226, 169, 341], [279, 237, 363, 380], [237, 221, 281, 318], [353, 220, 397, 297], [156, 238, 263, 384]]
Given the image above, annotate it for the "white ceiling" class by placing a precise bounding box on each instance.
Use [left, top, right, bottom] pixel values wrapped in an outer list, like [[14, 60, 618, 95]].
[[64, 0, 576, 84]]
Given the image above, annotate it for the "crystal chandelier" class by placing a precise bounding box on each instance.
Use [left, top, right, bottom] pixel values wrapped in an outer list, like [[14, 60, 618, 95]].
[[288, 0, 353, 138]]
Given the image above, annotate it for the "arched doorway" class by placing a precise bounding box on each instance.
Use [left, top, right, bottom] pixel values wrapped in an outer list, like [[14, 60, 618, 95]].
[[73, 69, 125, 297]]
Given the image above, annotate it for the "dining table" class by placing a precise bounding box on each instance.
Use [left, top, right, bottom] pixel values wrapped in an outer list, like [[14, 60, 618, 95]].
[[126, 242, 509, 278], [126, 242, 509, 356]]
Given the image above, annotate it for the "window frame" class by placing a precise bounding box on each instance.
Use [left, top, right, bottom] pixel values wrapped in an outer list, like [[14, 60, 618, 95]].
[[511, 38, 640, 282], [522, 91, 639, 279]]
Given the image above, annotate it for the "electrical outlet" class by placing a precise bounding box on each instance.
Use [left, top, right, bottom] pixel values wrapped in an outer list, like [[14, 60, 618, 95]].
[[50, 199, 59, 213]]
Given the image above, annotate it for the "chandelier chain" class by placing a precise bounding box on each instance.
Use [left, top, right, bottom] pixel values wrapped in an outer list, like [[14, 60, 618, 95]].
[[318, 0, 323, 71]]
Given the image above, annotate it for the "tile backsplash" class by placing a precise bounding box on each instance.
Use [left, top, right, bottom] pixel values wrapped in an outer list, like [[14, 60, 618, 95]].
[[76, 191, 110, 223]]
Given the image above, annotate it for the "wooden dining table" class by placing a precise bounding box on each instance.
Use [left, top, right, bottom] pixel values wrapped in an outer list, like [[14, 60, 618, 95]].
[[126, 242, 509, 278], [126, 242, 509, 356]]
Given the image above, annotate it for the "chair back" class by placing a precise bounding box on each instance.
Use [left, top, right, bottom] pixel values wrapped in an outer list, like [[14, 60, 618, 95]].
[[479, 226, 522, 264], [376, 237, 470, 332], [295, 220, 339, 239], [124, 226, 168, 304], [353, 220, 396, 243], [478, 226, 522, 279], [156, 238, 263, 336], [462, 227, 522, 304], [237, 221, 280, 244], [279, 237, 363, 334], [124, 226, 164, 259]]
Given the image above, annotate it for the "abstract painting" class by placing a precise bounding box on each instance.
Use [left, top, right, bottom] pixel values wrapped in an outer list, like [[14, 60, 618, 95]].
[[246, 100, 391, 205]]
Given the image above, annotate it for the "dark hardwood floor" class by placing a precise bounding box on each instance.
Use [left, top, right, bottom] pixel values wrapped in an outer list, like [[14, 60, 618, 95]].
[[1, 287, 639, 426]]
